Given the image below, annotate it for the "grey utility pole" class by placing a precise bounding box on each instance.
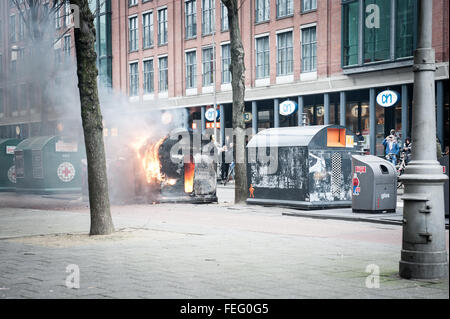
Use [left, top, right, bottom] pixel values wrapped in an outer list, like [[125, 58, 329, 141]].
[[399, 0, 448, 279]]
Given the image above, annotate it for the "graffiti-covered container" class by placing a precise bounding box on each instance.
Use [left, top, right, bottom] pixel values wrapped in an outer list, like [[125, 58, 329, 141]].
[[246, 125, 358, 209], [0, 138, 22, 191], [14, 136, 82, 194]]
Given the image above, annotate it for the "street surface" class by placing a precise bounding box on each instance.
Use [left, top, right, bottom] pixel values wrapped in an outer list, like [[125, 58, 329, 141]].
[[0, 185, 448, 299]]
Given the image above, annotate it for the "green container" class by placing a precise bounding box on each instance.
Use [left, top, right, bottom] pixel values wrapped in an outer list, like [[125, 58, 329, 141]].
[[0, 138, 21, 191], [15, 136, 82, 194]]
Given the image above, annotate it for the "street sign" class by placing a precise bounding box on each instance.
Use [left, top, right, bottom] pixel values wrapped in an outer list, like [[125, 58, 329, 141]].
[[205, 108, 220, 121], [376, 90, 399, 107], [244, 112, 252, 123], [279, 100, 298, 116]]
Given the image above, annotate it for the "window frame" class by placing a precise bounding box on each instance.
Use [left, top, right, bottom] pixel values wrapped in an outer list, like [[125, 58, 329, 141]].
[[341, 0, 418, 70], [158, 56, 168, 92], [129, 62, 139, 97], [158, 7, 168, 46], [202, 0, 215, 36], [301, 25, 317, 73], [185, 50, 197, 89], [221, 43, 231, 84], [255, 0, 270, 23], [276, 30, 293, 76], [301, 0, 317, 13], [128, 15, 139, 52], [142, 11, 154, 49], [143, 59, 154, 94], [185, 0, 197, 39], [276, 0, 294, 19], [255, 35, 270, 79], [202, 46, 215, 87]]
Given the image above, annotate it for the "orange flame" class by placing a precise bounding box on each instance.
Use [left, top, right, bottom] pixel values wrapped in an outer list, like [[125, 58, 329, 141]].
[[141, 137, 166, 184], [184, 162, 195, 193]]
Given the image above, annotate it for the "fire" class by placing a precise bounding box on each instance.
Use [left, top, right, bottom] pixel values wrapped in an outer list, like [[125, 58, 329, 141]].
[[184, 162, 195, 193], [141, 137, 166, 183]]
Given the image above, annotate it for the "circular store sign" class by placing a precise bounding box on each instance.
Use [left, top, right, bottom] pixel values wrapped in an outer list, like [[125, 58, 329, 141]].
[[376, 90, 399, 107], [279, 100, 298, 116], [7, 166, 16, 184], [57, 162, 76, 182], [205, 108, 220, 122]]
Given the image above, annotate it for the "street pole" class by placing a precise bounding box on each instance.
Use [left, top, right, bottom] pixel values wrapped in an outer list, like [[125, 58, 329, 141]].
[[212, 27, 218, 143], [399, 0, 448, 279]]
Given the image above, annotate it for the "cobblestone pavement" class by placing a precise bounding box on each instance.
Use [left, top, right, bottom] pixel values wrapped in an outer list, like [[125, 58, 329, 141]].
[[0, 190, 448, 299]]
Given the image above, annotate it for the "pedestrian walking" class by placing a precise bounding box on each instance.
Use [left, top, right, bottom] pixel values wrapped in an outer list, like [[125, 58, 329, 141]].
[[382, 129, 400, 165]]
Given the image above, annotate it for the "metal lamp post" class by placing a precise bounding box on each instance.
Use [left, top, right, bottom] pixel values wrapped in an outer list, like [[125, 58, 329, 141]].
[[399, 0, 448, 279]]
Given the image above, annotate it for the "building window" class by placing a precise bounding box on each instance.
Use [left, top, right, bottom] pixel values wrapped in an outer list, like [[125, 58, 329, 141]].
[[302, 0, 317, 13], [143, 12, 154, 49], [185, 51, 197, 89], [129, 62, 139, 96], [301, 26, 317, 72], [143, 59, 154, 94], [18, 16, 25, 40], [276, 0, 293, 18], [364, 0, 391, 63], [202, 0, 215, 35], [221, 44, 231, 84], [277, 31, 293, 76], [221, 3, 228, 31], [10, 15, 16, 42], [342, 0, 418, 67], [185, 0, 197, 39], [255, 0, 270, 23], [158, 8, 168, 45], [63, 35, 71, 57], [54, 7, 61, 29], [159, 56, 168, 92], [128, 0, 137, 7], [342, 0, 359, 66], [64, 0, 71, 27], [396, 0, 416, 59], [129, 16, 138, 52], [256, 36, 270, 79], [202, 46, 214, 86]]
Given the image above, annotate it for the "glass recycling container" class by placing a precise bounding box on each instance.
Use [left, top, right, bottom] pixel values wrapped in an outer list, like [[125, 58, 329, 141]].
[[0, 138, 22, 191], [246, 125, 359, 209], [14, 136, 82, 194]]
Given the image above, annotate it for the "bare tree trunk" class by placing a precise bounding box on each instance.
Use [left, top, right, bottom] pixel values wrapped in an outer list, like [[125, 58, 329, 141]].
[[70, 0, 114, 235], [222, 0, 248, 204]]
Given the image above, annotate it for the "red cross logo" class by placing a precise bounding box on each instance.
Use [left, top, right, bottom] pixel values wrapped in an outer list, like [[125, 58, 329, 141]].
[[57, 162, 75, 182]]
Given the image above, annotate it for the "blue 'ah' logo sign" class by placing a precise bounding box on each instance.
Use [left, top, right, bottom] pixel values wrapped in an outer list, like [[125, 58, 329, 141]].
[[376, 90, 399, 107]]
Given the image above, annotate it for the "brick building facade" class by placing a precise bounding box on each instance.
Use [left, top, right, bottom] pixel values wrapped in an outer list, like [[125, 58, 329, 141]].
[[1, 0, 449, 154]]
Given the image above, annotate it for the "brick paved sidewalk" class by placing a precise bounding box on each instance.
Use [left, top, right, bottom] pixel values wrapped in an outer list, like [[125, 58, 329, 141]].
[[0, 203, 448, 299]]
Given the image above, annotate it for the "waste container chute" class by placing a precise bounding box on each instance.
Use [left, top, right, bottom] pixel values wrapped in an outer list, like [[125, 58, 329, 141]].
[[14, 136, 82, 194], [351, 155, 397, 213], [0, 138, 21, 191], [246, 125, 359, 209]]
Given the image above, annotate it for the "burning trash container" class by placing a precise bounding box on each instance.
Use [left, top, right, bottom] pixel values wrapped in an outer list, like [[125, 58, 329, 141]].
[[0, 138, 21, 191], [14, 136, 82, 194], [246, 125, 359, 209], [134, 128, 218, 203]]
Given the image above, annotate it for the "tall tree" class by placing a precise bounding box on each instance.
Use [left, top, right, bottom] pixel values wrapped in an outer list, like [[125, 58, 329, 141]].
[[70, 0, 114, 235], [222, 0, 248, 204]]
